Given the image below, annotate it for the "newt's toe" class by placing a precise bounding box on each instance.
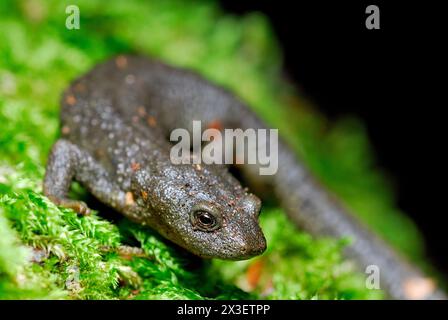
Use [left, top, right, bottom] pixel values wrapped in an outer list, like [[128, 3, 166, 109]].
[[53, 198, 92, 216], [71, 201, 91, 216]]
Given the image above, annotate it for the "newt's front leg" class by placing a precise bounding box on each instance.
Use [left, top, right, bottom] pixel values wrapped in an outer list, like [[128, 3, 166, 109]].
[[43, 139, 127, 215]]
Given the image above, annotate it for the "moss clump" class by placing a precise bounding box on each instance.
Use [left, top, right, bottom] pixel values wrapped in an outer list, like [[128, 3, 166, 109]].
[[0, 0, 427, 299]]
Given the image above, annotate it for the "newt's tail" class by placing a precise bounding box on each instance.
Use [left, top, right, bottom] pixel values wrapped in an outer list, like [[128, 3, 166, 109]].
[[269, 139, 446, 299]]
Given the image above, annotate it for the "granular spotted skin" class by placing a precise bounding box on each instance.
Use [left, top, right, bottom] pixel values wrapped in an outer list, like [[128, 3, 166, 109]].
[[44, 55, 445, 299]]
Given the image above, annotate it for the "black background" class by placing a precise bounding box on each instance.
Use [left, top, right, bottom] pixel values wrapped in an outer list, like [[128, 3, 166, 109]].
[[220, 1, 446, 273]]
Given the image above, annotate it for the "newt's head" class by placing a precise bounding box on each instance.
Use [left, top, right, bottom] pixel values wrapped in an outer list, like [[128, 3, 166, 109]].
[[131, 162, 266, 260]]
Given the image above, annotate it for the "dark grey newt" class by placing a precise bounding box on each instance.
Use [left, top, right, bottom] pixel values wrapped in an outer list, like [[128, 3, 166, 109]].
[[44, 55, 445, 300]]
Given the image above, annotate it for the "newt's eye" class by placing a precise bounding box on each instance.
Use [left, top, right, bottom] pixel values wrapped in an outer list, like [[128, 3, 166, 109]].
[[190, 203, 221, 232]]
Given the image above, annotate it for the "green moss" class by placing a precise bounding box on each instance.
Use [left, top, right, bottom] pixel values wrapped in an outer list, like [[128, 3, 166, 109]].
[[0, 0, 429, 299]]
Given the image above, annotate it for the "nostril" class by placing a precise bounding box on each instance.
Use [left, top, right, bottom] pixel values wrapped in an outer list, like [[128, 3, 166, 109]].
[[256, 239, 267, 254], [242, 237, 266, 257]]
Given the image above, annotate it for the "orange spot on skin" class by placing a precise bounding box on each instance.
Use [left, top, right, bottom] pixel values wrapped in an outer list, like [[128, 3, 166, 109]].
[[115, 55, 128, 69], [147, 116, 157, 127], [404, 277, 436, 299], [246, 259, 264, 290], [66, 94, 76, 106], [137, 106, 146, 117], [95, 149, 105, 158], [141, 191, 148, 200], [125, 192, 135, 206], [61, 125, 70, 135], [131, 162, 141, 171], [207, 119, 223, 131], [74, 83, 86, 93]]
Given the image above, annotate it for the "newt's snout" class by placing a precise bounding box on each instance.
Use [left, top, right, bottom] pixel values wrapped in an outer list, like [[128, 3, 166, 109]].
[[225, 213, 267, 260], [239, 234, 267, 259]]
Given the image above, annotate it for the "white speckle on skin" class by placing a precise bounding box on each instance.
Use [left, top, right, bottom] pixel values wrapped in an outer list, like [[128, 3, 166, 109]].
[[125, 74, 136, 85]]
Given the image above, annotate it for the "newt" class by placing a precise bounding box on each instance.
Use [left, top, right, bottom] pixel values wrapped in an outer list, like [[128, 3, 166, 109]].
[[44, 55, 445, 299]]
